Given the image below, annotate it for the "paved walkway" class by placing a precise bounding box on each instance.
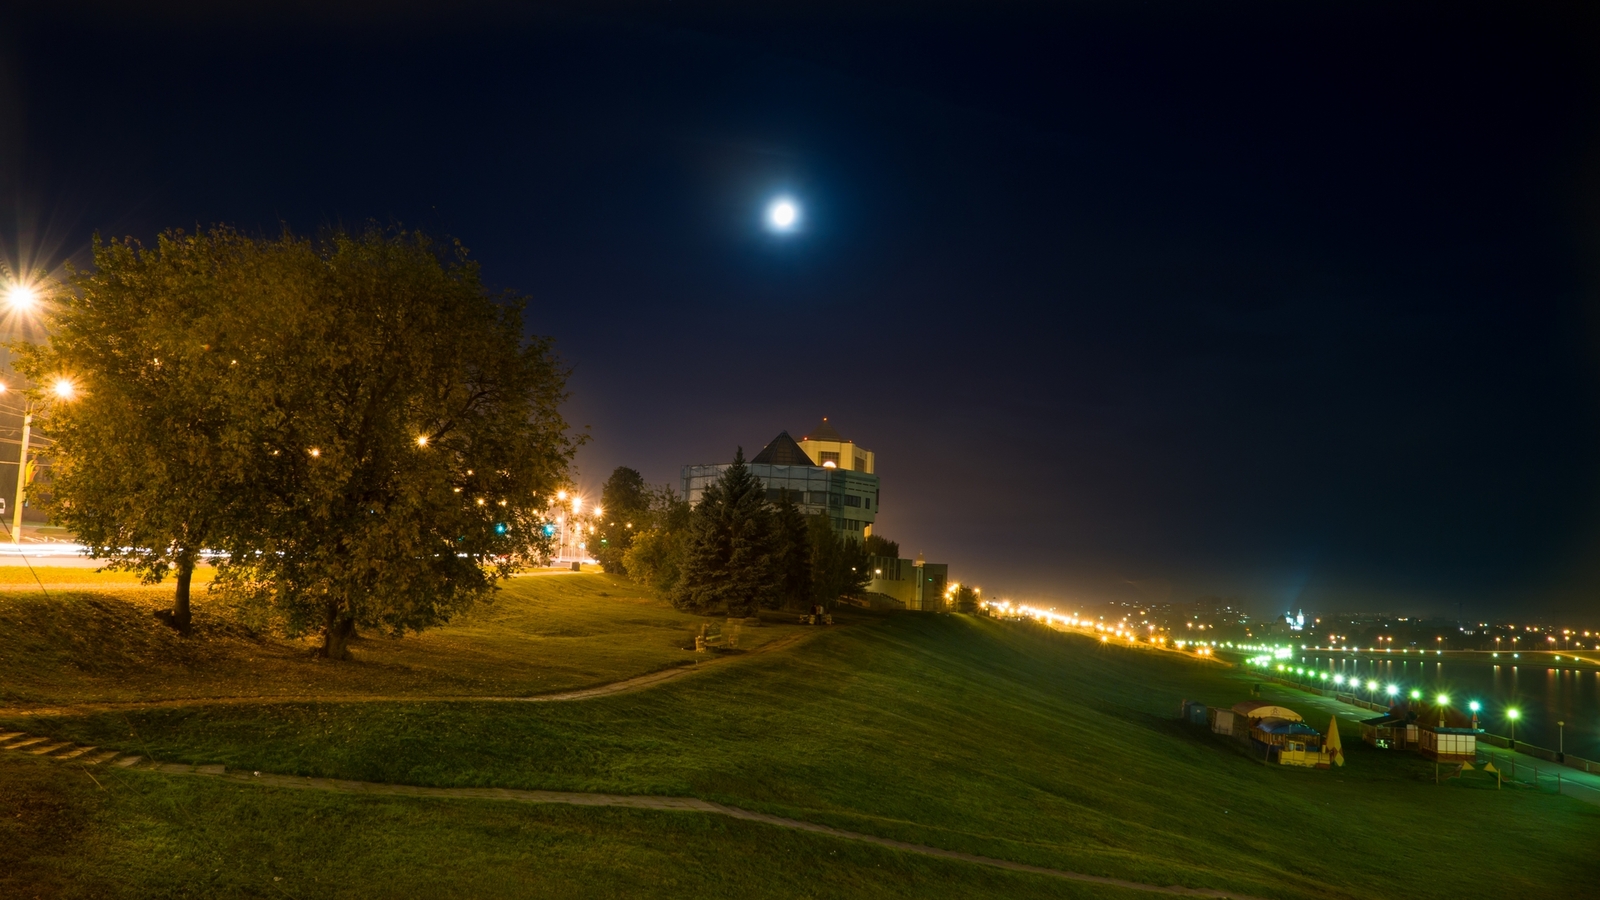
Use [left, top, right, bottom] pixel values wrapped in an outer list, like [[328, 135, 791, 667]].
[[0, 731, 1263, 900]]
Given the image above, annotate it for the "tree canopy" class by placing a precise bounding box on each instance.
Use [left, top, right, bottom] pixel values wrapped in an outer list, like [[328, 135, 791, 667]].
[[15, 229, 294, 631], [620, 484, 691, 599], [594, 466, 650, 575], [863, 534, 899, 560], [21, 226, 575, 657]]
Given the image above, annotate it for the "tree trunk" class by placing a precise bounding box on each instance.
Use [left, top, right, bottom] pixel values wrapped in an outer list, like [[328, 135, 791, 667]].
[[156, 552, 195, 634], [321, 603, 357, 660]]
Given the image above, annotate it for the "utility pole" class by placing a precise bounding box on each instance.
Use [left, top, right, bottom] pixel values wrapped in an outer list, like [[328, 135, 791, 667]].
[[11, 408, 30, 544]]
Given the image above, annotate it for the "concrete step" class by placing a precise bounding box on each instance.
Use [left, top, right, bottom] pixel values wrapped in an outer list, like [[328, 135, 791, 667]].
[[0, 732, 24, 743], [111, 755, 145, 768], [4, 736, 48, 751], [29, 742, 73, 756], [55, 746, 96, 760], [81, 750, 120, 766]]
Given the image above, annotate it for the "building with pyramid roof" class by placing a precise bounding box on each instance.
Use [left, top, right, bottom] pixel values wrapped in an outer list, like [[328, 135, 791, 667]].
[[681, 419, 953, 611], [682, 420, 878, 540]]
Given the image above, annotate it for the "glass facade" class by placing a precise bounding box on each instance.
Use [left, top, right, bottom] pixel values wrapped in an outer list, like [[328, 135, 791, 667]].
[[681, 463, 878, 533]]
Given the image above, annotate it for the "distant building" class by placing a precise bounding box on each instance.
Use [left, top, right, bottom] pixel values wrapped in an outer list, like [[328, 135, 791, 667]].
[[683, 419, 953, 608], [865, 551, 948, 611], [682, 421, 879, 538]]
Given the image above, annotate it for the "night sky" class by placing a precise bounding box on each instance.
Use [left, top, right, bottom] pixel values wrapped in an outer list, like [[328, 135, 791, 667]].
[[6, 2, 1600, 619]]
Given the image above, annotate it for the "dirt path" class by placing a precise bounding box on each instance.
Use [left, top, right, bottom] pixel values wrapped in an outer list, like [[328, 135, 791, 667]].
[[0, 733, 1263, 900], [2, 628, 818, 718]]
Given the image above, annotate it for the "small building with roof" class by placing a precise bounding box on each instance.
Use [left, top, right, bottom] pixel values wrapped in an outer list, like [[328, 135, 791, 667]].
[[1359, 712, 1419, 750]]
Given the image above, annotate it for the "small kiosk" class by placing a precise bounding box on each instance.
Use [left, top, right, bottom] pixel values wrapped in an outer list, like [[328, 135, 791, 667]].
[[1418, 726, 1479, 763]]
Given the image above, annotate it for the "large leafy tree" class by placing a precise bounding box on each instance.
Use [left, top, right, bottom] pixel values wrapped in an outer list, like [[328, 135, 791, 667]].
[[15, 229, 286, 632], [621, 483, 690, 598], [210, 227, 573, 659], [594, 465, 649, 574], [28, 225, 573, 657], [672, 448, 776, 617]]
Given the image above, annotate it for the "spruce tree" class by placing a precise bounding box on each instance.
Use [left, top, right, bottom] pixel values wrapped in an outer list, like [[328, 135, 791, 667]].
[[771, 491, 812, 610], [807, 515, 872, 609], [673, 448, 778, 616]]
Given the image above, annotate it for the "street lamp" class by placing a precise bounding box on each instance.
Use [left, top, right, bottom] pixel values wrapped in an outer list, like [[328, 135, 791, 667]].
[[1506, 708, 1519, 747], [1436, 694, 1449, 727], [1469, 700, 1480, 729], [6, 283, 37, 312]]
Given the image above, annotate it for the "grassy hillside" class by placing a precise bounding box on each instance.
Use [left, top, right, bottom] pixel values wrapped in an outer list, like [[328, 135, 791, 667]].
[[0, 572, 789, 707], [4, 583, 1598, 899]]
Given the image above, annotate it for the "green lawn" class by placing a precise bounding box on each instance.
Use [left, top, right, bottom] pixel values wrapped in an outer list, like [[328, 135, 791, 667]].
[[0, 753, 1130, 900], [0, 573, 790, 707], [5, 588, 1598, 899]]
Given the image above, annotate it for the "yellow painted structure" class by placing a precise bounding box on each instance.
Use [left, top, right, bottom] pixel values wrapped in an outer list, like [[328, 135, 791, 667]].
[[797, 417, 875, 474]]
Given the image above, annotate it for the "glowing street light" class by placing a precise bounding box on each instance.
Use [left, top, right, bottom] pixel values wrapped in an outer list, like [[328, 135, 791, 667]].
[[12, 378, 76, 543], [1506, 707, 1520, 745], [6, 283, 37, 312]]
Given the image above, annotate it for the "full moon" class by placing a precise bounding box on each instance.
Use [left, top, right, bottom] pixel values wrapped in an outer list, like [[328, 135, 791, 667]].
[[767, 198, 799, 231]]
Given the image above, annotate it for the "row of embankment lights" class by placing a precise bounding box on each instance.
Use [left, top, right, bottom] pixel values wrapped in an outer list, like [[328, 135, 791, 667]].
[[985, 599, 1526, 728], [1267, 666, 1522, 725], [981, 600, 1219, 655]]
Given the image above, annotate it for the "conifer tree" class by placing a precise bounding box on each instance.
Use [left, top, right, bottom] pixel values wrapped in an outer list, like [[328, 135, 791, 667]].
[[807, 515, 871, 609], [673, 448, 777, 616], [770, 491, 812, 610]]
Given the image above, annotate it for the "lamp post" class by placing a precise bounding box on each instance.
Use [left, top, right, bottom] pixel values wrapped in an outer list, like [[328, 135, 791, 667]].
[[1558, 720, 1565, 762], [10, 400, 30, 544], [2, 282, 71, 546], [1506, 708, 1519, 748], [1435, 694, 1449, 728]]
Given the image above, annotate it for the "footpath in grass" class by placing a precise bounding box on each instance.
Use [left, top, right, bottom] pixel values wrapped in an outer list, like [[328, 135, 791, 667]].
[[0, 753, 1141, 900], [0, 572, 790, 708], [11, 612, 1600, 900]]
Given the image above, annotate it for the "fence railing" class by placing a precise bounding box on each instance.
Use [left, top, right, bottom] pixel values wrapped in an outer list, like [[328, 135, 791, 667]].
[[1476, 749, 1600, 807]]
